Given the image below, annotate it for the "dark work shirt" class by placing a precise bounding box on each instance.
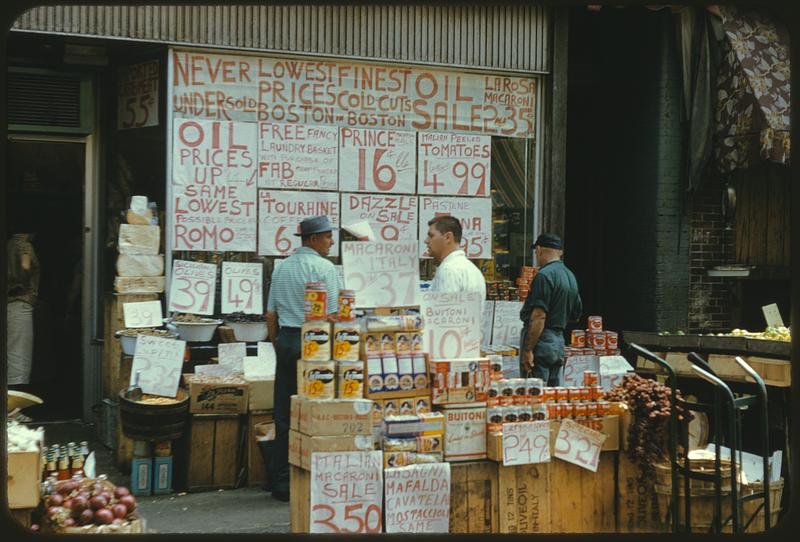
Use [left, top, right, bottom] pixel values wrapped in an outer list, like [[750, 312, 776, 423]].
[[520, 260, 582, 364]]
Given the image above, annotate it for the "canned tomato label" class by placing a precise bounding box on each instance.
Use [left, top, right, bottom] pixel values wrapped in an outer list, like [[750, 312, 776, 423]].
[[605, 331, 619, 349], [543, 388, 557, 403], [585, 403, 598, 418], [559, 403, 574, 419], [583, 370, 599, 387], [588, 315, 603, 332], [554, 387, 568, 402], [547, 403, 559, 420], [596, 401, 610, 417], [571, 329, 587, 347], [567, 387, 581, 403], [574, 403, 588, 419], [589, 331, 607, 350], [579, 387, 592, 402], [304, 282, 327, 321], [338, 290, 356, 321]]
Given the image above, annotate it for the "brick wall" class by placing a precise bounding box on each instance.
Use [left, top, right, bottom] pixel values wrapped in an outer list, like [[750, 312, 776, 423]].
[[688, 173, 736, 332]]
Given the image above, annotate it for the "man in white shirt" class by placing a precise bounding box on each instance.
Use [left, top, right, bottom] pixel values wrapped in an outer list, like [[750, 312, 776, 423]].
[[424, 216, 487, 298]]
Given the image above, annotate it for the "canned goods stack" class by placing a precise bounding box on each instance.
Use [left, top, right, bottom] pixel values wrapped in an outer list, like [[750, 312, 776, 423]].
[[515, 266, 537, 301], [485, 281, 518, 301], [569, 315, 621, 356], [485, 377, 546, 433], [481, 345, 520, 379]]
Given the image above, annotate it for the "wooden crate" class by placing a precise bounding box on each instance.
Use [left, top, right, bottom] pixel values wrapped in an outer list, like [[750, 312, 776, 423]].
[[102, 292, 158, 398], [247, 410, 274, 487], [449, 461, 499, 533], [7, 450, 41, 509], [185, 414, 242, 491], [9, 508, 34, 529], [617, 452, 666, 532], [290, 465, 311, 533], [115, 408, 135, 471], [497, 463, 550, 533], [550, 452, 616, 533]]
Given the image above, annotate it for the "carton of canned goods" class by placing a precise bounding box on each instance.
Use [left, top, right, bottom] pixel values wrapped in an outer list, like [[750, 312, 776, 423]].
[[517, 405, 533, 422], [583, 370, 599, 387], [605, 331, 619, 350], [487, 406, 504, 433], [499, 380, 515, 406], [588, 315, 603, 332], [571, 329, 587, 347]]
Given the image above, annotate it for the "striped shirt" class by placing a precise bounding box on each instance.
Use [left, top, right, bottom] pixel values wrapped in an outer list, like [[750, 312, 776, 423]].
[[267, 247, 341, 328]]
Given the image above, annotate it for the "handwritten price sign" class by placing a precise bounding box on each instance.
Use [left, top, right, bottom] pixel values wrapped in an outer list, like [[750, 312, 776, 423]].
[[418, 196, 492, 259], [554, 419, 606, 472], [342, 241, 420, 308], [562, 355, 599, 387], [481, 300, 495, 345], [118, 60, 159, 130], [339, 128, 416, 194], [258, 190, 340, 256], [221, 262, 263, 314], [503, 421, 551, 466], [491, 301, 523, 346], [123, 300, 163, 328], [418, 133, 491, 196], [384, 463, 450, 533], [168, 259, 217, 316], [310, 451, 383, 534], [421, 291, 482, 359], [129, 335, 186, 398]]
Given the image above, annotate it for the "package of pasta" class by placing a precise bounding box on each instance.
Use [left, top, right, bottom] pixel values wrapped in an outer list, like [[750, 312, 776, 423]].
[[366, 315, 424, 333], [382, 437, 417, 452], [383, 451, 442, 469]]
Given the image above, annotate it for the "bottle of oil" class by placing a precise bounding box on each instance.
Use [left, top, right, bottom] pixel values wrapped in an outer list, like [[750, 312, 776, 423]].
[[56, 449, 71, 481], [70, 455, 85, 478]]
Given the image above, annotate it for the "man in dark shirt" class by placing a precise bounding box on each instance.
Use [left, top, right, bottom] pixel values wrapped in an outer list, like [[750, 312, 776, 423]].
[[519, 233, 582, 385]]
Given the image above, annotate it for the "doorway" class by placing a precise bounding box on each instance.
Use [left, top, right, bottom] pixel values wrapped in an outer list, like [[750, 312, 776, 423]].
[[6, 135, 91, 421]]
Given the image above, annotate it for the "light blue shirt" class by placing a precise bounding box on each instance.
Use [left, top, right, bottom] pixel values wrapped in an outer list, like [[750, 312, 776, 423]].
[[267, 247, 341, 328]]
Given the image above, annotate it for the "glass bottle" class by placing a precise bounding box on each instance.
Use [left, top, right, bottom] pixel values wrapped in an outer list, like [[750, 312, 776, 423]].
[[56, 450, 71, 481], [126, 370, 143, 401]]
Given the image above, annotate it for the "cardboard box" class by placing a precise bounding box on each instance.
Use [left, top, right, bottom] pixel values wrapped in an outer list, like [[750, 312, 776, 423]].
[[7, 450, 41, 509], [290, 395, 302, 431], [245, 378, 274, 411], [184, 374, 249, 414], [289, 430, 375, 470], [430, 358, 491, 406], [486, 415, 621, 462], [384, 412, 445, 437], [295, 396, 373, 436], [443, 405, 487, 462], [152, 455, 173, 495], [363, 352, 430, 400]]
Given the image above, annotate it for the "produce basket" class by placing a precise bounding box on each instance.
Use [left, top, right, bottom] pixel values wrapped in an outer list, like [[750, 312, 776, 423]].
[[225, 320, 268, 342], [115, 329, 179, 356], [42, 477, 143, 534], [166, 318, 222, 342], [653, 458, 732, 491]]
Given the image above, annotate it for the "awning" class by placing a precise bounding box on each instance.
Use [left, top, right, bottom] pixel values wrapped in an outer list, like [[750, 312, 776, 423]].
[[714, 6, 790, 172]]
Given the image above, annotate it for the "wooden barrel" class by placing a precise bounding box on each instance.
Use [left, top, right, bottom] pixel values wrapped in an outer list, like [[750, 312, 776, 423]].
[[118, 389, 189, 441], [654, 458, 732, 490]]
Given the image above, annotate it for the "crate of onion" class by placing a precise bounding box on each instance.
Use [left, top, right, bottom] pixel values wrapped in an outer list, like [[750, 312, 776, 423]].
[[41, 477, 143, 534]]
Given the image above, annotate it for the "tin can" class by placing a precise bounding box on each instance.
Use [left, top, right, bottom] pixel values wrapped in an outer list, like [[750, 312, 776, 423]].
[[589, 331, 607, 350], [517, 406, 533, 422], [503, 406, 519, 423], [526, 378, 544, 402], [513, 378, 529, 405], [488, 380, 502, 406], [593, 386, 605, 402], [154, 441, 171, 457], [571, 329, 587, 347], [487, 407, 504, 433], [301, 321, 332, 361], [567, 387, 581, 403], [583, 370, 599, 387], [532, 403, 548, 421], [596, 401, 610, 417], [605, 331, 619, 350], [574, 403, 589, 419], [585, 402, 598, 418], [337, 290, 356, 321], [543, 387, 557, 403], [588, 315, 603, 332], [547, 403, 559, 420], [499, 380, 515, 406], [559, 403, 574, 419], [554, 387, 568, 403], [304, 282, 327, 321]]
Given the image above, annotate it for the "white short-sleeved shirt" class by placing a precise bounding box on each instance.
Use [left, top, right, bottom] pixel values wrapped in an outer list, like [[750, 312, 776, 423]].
[[429, 249, 487, 298]]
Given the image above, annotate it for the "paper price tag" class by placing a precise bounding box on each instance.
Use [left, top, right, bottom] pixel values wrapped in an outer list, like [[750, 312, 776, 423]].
[[168, 259, 217, 316], [339, 128, 417, 194], [130, 335, 186, 398], [384, 463, 450, 533], [221, 262, 263, 314], [562, 355, 599, 387], [123, 300, 163, 328], [421, 291, 482, 359], [554, 419, 606, 472], [492, 301, 523, 346], [342, 241, 420, 308], [310, 451, 383, 534], [417, 133, 491, 196], [762, 303, 785, 328], [502, 421, 551, 466]]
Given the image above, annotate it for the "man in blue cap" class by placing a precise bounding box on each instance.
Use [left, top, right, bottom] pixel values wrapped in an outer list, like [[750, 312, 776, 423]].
[[265, 216, 341, 501], [519, 233, 582, 385]]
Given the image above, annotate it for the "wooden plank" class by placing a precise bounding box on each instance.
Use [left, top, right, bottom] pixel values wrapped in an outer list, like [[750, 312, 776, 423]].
[[448, 463, 469, 533], [465, 461, 497, 533], [617, 452, 665, 532], [515, 463, 550, 533], [186, 416, 215, 489], [592, 453, 616, 532], [289, 465, 310, 533], [549, 459, 582, 532], [212, 416, 240, 488], [497, 463, 518, 532]]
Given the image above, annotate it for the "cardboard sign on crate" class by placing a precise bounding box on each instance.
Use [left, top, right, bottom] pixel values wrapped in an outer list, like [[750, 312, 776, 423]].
[[309, 451, 383, 533], [502, 421, 551, 466], [554, 419, 606, 473], [384, 463, 451, 533]]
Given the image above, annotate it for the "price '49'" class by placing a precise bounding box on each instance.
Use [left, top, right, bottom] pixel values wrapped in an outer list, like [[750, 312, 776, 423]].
[[225, 278, 257, 311]]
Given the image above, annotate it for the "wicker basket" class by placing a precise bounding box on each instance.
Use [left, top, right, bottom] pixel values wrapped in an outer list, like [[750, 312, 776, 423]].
[[653, 458, 732, 491]]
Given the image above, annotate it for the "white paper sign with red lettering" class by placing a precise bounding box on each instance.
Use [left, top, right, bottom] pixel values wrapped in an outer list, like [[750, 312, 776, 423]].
[[310, 451, 383, 534], [418, 196, 491, 259], [341, 241, 420, 308], [339, 128, 416, 194], [384, 463, 450, 533], [258, 123, 338, 190], [554, 418, 606, 472], [172, 119, 258, 251], [421, 291, 482, 359], [481, 300, 495, 345], [258, 190, 340, 256], [168, 259, 218, 316], [491, 301, 523, 346], [130, 335, 187, 398], [417, 133, 491, 196], [221, 262, 263, 314], [123, 300, 163, 329], [341, 194, 418, 243], [502, 421, 551, 466]]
